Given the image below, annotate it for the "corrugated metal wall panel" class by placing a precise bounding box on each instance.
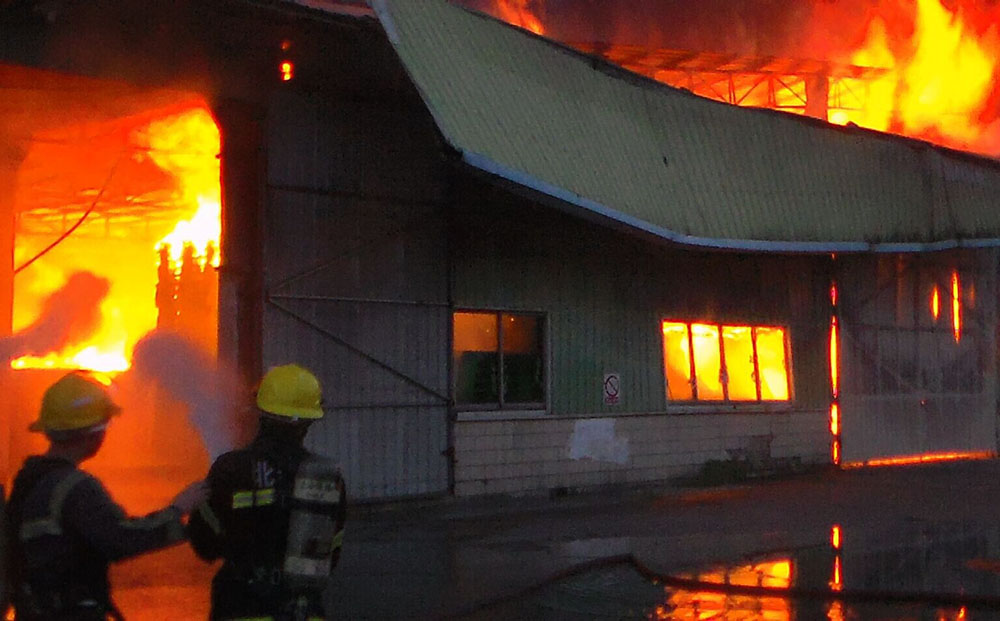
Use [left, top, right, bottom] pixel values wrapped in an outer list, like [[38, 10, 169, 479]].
[[263, 90, 450, 500], [839, 250, 998, 463], [453, 181, 831, 416], [304, 406, 447, 499]]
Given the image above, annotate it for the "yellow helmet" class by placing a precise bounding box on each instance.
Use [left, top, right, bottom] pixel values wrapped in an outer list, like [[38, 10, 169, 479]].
[[256, 364, 324, 420], [30, 371, 121, 434]]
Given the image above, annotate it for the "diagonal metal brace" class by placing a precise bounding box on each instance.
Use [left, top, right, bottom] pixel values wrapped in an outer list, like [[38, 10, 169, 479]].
[[267, 298, 449, 403]]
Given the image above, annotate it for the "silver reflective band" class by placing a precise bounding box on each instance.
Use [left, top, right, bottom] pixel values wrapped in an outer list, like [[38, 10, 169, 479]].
[[292, 478, 340, 503]]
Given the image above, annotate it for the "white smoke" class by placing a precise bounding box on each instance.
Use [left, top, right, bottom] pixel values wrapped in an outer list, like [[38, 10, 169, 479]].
[[0, 271, 109, 362], [130, 331, 252, 460]]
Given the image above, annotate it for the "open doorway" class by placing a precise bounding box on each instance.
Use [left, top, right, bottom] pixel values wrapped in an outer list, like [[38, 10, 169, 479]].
[[0, 65, 222, 513]]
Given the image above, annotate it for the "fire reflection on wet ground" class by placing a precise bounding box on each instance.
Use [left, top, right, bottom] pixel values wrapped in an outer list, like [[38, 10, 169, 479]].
[[462, 521, 1000, 620]]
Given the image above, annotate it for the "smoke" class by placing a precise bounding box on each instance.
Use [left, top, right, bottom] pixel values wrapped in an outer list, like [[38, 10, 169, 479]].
[[464, 0, 815, 56], [0, 270, 109, 361], [129, 330, 252, 460]]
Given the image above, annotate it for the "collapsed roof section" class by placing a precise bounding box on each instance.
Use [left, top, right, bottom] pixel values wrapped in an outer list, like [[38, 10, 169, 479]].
[[372, 0, 1000, 253]]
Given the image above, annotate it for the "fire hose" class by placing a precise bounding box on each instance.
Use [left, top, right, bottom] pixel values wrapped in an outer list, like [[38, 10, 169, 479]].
[[443, 553, 1000, 618]]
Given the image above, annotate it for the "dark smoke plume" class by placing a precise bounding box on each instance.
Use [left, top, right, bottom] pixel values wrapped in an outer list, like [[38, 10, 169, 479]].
[[0, 271, 109, 361], [130, 331, 252, 459]]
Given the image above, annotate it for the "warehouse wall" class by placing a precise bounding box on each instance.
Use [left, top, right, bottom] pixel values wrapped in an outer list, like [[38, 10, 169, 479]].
[[261, 81, 453, 499], [451, 179, 831, 495]]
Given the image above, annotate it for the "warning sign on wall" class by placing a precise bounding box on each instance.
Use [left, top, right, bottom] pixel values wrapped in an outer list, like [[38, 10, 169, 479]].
[[603, 372, 621, 406]]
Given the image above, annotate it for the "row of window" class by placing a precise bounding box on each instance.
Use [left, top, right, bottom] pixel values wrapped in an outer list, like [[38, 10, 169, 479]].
[[453, 311, 792, 409]]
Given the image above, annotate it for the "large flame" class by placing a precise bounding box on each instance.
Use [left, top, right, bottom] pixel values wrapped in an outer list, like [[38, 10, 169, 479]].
[[11, 102, 221, 372], [146, 108, 222, 270], [483, 0, 1000, 155], [836, 0, 1000, 152]]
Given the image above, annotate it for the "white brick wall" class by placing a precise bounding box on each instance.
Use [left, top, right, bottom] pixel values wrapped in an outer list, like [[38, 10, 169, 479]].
[[453, 410, 829, 496]]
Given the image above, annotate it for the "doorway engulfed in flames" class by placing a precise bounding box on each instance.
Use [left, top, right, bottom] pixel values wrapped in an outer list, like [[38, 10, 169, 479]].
[[11, 101, 221, 371], [0, 66, 223, 515]]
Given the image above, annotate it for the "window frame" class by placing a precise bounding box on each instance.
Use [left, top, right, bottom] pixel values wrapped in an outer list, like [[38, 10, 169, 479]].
[[452, 308, 549, 413], [661, 319, 794, 406]]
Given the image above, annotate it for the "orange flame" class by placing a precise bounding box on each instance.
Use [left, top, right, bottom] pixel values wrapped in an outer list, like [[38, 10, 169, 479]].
[[829, 316, 839, 398], [148, 108, 222, 271], [831, 555, 842, 591], [951, 270, 961, 342], [12, 102, 221, 372], [839, 0, 1000, 153], [830, 402, 840, 435], [492, 0, 544, 35], [931, 285, 940, 320], [844, 450, 994, 468], [831, 525, 841, 550]]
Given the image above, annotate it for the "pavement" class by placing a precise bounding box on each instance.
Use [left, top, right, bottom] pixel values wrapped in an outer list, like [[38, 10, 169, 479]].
[[326, 459, 1000, 619], [99, 458, 1000, 619]]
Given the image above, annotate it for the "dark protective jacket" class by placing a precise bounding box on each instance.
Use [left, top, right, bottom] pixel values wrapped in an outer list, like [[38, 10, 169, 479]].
[[5, 455, 185, 620], [188, 423, 346, 621]]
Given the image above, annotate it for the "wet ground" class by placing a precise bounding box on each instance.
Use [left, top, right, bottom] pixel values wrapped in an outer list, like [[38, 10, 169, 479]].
[[77, 459, 1000, 619]]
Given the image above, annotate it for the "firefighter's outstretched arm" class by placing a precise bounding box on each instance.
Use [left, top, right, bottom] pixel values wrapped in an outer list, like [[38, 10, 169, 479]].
[[187, 458, 233, 560], [64, 477, 205, 562]]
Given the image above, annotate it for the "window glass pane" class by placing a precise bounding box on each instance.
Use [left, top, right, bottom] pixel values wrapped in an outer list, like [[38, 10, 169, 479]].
[[453, 312, 498, 404], [756, 327, 790, 400], [691, 323, 723, 400], [723, 326, 756, 400], [662, 321, 693, 400], [502, 314, 544, 403]]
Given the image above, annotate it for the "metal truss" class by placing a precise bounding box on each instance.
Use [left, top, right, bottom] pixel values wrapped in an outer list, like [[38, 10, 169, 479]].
[[571, 42, 890, 118]]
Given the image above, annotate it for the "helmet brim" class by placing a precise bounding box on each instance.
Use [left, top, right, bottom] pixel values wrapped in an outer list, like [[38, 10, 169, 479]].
[[257, 403, 324, 420], [28, 403, 122, 433]]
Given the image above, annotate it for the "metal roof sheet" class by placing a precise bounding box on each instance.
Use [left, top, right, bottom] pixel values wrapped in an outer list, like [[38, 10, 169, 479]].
[[373, 0, 1000, 252]]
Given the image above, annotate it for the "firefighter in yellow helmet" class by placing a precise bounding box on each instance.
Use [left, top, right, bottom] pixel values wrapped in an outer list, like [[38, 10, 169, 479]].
[[4, 371, 207, 620], [188, 364, 346, 621]]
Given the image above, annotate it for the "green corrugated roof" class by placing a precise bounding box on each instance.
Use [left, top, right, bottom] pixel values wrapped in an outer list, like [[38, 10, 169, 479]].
[[372, 0, 1000, 252]]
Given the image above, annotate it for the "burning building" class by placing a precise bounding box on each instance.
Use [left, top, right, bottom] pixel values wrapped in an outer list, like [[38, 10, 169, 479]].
[[2, 0, 1000, 519]]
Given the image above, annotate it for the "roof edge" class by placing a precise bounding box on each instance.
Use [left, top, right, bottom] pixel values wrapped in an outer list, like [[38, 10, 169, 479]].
[[462, 151, 1000, 254]]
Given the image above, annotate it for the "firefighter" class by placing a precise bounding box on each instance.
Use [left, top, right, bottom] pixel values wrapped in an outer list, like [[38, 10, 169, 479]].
[[4, 370, 207, 620], [187, 364, 346, 621]]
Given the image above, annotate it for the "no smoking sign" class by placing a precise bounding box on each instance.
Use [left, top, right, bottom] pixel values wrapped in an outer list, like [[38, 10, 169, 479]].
[[603, 372, 621, 406]]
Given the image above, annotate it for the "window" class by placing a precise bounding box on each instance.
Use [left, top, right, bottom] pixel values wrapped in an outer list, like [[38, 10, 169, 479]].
[[662, 321, 791, 402], [453, 311, 545, 408]]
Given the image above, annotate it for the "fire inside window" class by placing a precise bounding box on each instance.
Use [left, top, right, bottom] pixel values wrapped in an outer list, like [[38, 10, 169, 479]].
[[453, 311, 545, 408], [280, 61, 294, 82], [661, 321, 790, 402]]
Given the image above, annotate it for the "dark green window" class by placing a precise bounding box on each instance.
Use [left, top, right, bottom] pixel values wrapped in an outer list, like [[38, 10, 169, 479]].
[[453, 311, 545, 408]]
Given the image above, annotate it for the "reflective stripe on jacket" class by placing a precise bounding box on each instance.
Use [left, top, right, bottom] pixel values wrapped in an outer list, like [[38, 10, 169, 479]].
[[7, 456, 185, 617]]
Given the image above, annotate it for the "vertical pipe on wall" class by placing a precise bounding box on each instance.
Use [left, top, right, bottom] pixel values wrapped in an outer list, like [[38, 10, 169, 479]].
[[0, 140, 22, 337], [213, 99, 265, 387], [444, 168, 457, 495], [0, 139, 22, 483]]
